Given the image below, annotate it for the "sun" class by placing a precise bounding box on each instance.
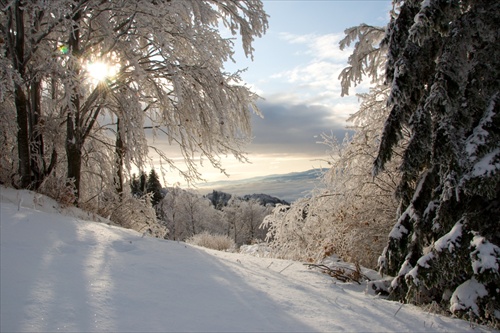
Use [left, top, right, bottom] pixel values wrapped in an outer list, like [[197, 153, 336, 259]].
[[86, 61, 118, 83]]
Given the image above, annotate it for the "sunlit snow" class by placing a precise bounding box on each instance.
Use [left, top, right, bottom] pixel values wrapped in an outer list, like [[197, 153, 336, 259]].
[[0, 187, 494, 332]]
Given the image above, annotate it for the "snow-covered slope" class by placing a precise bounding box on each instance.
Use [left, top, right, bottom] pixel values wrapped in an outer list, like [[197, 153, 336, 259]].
[[0, 187, 493, 332], [196, 169, 324, 202]]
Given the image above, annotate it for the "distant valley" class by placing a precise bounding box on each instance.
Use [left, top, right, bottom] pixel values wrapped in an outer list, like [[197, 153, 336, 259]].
[[193, 169, 326, 203]]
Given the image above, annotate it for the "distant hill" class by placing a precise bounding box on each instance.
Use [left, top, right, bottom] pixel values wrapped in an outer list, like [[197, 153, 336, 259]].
[[195, 169, 326, 202], [205, 191, 290, 208]]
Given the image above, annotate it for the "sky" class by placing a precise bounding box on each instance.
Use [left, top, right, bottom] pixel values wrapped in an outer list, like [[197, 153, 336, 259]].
[[162, 1, 393, 185]]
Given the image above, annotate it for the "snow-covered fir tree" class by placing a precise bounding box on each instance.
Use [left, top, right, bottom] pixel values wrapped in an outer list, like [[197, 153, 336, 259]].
[[375, 0, 499, 326]]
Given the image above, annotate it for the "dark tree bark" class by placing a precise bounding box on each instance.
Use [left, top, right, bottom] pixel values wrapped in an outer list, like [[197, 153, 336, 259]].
[[8, 1, 31, 189], [14, 84, 31, 189], [29, 78, 45, 189], [115, 118, 124, 196], [65, 6, 83, 200]]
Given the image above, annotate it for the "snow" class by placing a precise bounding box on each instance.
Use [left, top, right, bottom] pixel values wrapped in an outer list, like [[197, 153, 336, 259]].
[[423, 199, 438, 219], [465, 93, 498, 160], [388, 218, 409, 239], [0, 187, 495, 332], [434, 220, 463, 252], [420, 0, 431, 9], [240, 243, 272, 257], [471, 148, 500, 177], [471, 235, 500, 275], [450, 278, 488, 316], [397, 259, 414, 279]]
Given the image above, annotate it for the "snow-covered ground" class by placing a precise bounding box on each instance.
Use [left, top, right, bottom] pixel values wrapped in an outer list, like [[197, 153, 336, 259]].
[[0, 187, 495, 332]]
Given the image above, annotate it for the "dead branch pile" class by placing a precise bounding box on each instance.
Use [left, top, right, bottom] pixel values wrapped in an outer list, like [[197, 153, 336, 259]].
[[304, 262, 370, 284]]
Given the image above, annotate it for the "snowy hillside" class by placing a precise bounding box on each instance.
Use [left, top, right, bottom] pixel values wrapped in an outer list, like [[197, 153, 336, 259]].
[[0, 187, 493, 332], [196, 169, 324, 202]]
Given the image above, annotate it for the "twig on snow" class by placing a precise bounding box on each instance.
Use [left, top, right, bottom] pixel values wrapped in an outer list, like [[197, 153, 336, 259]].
[[304, 263, 370, 284]]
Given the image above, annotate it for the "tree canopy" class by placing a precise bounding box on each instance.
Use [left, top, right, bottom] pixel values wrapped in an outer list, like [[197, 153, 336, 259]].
[[1, 0, 268, 204]]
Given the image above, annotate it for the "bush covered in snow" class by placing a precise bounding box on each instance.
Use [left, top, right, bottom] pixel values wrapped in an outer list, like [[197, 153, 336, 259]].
[[240, 243, 272, 257], [262, 189, 395, 269], [187, 231, 236, 252]]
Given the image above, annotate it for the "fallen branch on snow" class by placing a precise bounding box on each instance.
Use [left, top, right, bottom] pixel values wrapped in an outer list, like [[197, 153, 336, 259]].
[[304, 263, 370, 284]]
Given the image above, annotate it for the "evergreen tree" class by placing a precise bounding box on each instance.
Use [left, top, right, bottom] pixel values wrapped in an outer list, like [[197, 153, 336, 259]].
[[130, 174, 140, 197], [140, 172, 147, 195], [206, 190, 232, 210], [375, 0, 499, 326], [146, 169, 163, 207], [130, 171, 148, 197]]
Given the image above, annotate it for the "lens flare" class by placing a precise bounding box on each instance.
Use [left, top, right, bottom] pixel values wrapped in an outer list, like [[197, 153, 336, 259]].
[[58, 45, 69, 54]]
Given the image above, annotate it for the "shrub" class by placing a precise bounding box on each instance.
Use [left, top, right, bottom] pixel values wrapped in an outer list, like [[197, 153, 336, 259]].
[[38, 174, 77, 207], [187, 231, 236, 251], [96, 192, 167, 239], [262, 196, 394, 269]]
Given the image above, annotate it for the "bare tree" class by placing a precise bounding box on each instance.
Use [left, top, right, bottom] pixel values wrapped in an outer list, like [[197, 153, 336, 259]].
[[1, 0, 75, 188], [158, 188, 224, 241], [1, 0, 269, 204], [223, 197, 270, 245]]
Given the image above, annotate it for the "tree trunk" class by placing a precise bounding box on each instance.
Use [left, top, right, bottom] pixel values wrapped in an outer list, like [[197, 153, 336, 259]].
[[65, 119, 82, 200], [15, 85, 31, 189], [29, 78, 45, 189], [66, 7, 82, 201], [115, 118, 124, 196], [66, 92, 82, 200], [27, 5, 55, 190], [9, 1, 31, 189]]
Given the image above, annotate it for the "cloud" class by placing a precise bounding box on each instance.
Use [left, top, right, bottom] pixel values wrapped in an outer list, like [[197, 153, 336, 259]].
[[143, 30, 369, 184], [141, 96, 357, 185], [264, 31, 373, 106], [243, 31, 365, 159], [279, 32, 349, 61], [249, 99, 352, 156]]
